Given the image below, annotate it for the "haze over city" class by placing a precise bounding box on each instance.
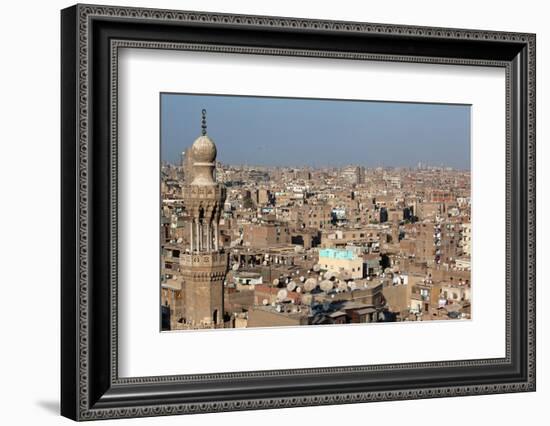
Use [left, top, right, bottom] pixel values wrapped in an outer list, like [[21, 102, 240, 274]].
[[161, 93, 471, 170]]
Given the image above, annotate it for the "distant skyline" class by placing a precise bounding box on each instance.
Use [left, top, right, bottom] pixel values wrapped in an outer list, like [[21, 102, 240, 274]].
[[161, 93, 471, 170]]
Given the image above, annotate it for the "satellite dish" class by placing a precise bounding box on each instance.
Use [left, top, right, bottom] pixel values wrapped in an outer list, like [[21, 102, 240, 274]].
[[177, 238, 183, 243], [320, 280, 333, 292], [272, 278, 279, 286], [304, 278, 317, 292], [296, 286, 302, 293], [287, 281, 297, 292], [263, 260, 268, 265], [299, 276, 305, 282], [339, 271, 351, 281], [313, 264, 321, 272], [348, 281, 357, 291], [232, 263, 239, 271], [262, 298, 269, 306], [277, 289, 288, 302]]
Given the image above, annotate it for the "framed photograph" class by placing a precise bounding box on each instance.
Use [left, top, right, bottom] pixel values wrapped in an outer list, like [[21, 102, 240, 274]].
[[61, 4, 536, 421]]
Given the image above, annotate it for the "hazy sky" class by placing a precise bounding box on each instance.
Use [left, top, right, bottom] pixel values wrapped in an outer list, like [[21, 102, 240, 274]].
[[160, 93, 470, 169]]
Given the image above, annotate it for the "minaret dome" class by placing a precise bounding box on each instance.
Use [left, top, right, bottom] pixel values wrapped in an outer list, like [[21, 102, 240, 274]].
[[191, 136, 217, 163], [190, 109, 217, 185]]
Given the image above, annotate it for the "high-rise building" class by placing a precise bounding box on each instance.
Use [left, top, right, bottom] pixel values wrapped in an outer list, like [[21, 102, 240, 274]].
[[341, 165, 365, 185], [180, 110, 227, 327]]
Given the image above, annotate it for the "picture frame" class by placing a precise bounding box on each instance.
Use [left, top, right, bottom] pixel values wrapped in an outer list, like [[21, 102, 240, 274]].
[[61, 3, 536, 421]]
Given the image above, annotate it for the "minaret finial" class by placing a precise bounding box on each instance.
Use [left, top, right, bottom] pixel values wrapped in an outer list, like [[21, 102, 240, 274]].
[[201, 109, 207, 136]]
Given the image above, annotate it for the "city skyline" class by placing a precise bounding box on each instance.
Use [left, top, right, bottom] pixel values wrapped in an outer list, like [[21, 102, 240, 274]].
[[161, 93, 471, 170], [161, 106, 471, 331]]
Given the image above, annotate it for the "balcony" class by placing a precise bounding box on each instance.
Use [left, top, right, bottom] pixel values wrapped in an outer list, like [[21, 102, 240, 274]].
[[180, 252, 228, 267]]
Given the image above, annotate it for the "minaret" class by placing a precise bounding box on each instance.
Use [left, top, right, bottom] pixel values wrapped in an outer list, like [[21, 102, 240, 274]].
[[180, 109, 227, 327]]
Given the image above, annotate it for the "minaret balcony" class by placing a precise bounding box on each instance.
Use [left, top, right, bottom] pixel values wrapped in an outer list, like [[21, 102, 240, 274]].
[[183, 185, 226, 201], [180, 252, 228, 268]]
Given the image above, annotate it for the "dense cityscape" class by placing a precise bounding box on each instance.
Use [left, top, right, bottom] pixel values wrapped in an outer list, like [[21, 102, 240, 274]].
[[160, 111, 471, 331]]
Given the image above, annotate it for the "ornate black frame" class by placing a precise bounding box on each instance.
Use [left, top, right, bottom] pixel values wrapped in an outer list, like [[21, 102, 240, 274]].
[[61, 4, 536, 421]]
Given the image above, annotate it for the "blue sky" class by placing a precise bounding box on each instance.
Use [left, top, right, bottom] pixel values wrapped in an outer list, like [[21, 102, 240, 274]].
[[160, 93, 470, 169]]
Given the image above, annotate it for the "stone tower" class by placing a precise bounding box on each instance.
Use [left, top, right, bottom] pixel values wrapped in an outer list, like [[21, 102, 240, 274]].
[[180, 109, 227, 327]]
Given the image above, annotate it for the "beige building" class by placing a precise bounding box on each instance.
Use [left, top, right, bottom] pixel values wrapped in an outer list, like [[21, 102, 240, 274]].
[[341, 165, 365, 185], [460, 222, 472, 256], [382, 282, 412, 316], [242, 222, 291, 248], [247, 306, 309, 328], [255, 188, 271, 205], [318, 248, 363, 279], [321, 226, 387, 249]]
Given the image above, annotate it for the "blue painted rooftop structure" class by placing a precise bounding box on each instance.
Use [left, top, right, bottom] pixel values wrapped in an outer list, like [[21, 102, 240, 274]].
[[319, 248, 356, 260]]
